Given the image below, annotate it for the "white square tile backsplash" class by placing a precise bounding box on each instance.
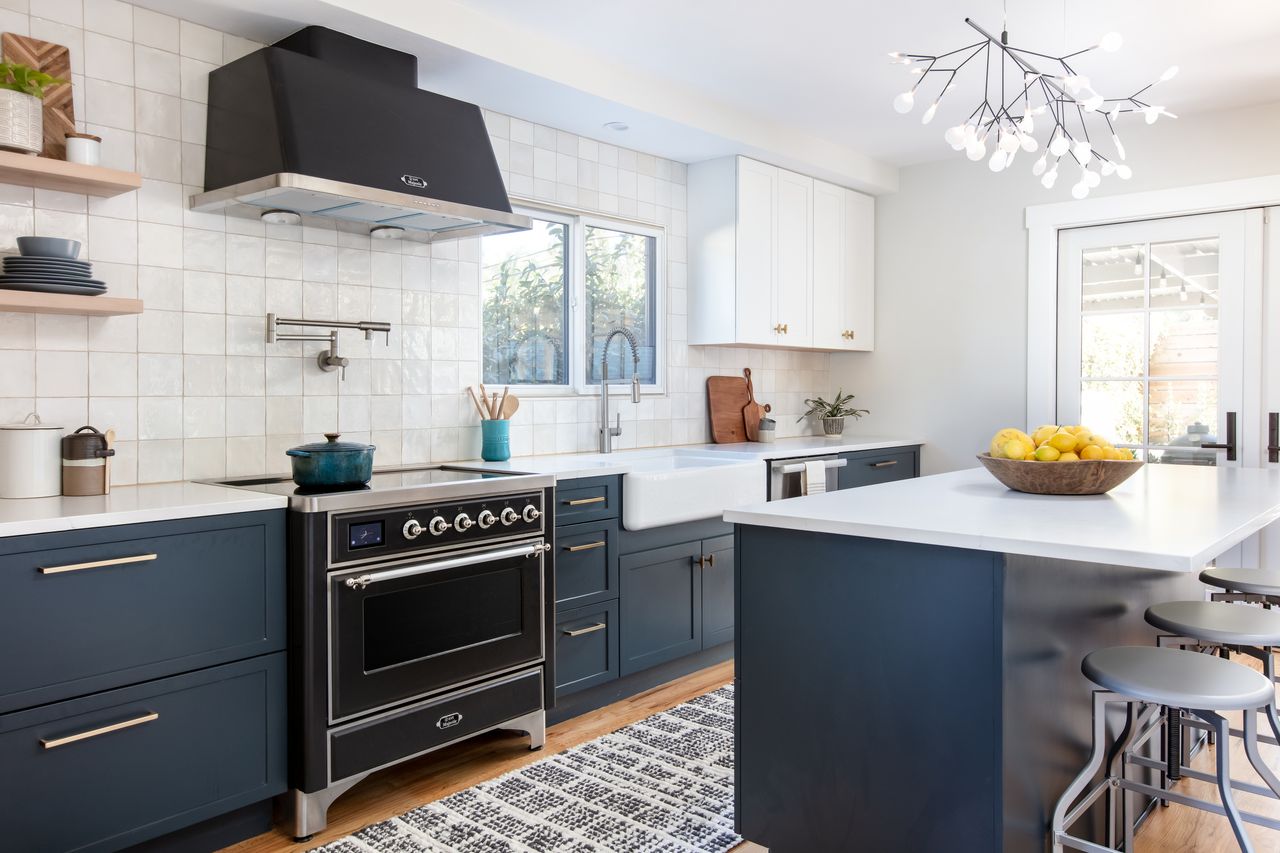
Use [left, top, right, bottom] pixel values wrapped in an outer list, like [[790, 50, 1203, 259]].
[[0, 1, 835, 485]]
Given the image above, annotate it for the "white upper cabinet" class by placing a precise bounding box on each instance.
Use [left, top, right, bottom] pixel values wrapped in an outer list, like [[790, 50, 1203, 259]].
[[688, 155, 873, 351]]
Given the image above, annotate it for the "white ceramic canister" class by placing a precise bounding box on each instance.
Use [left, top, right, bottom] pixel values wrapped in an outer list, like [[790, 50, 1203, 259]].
[[0, 413, 63, 498], [64, 132, 102, 166]]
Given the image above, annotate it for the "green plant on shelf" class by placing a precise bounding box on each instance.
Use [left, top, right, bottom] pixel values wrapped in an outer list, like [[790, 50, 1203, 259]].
[[0, 62, 64, 99], [797, 390, 870, 422]]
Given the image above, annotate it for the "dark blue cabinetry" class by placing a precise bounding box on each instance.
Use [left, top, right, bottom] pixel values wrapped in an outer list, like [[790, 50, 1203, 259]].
[[0, 510, 287, 853]]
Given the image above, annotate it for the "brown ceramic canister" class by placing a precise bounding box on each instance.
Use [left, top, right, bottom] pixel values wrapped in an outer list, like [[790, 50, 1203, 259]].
[[61, 425, 115, 496]]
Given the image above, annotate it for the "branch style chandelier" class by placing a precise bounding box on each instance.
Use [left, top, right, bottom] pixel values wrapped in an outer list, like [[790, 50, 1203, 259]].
[[889, 17, 1178, 198]]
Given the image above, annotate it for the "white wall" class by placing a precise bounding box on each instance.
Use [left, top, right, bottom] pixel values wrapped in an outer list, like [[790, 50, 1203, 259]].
[[833, 100, 1280, 474], [0, 0, 834, 485]]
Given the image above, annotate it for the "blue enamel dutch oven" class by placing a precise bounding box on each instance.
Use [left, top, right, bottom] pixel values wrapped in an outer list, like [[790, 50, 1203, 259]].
[[286, 433, 375, 488]]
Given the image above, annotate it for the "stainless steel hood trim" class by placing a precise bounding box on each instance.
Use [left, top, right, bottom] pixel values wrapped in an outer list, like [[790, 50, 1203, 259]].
[[189, 173, 532, 240]]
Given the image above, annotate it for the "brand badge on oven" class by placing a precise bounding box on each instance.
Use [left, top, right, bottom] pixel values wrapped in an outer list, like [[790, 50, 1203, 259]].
[[436, 712, 463, 730], [400, 174, 428, 189]]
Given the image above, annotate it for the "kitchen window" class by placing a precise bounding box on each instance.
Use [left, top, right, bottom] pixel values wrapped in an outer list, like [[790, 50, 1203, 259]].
[[481, 206, 663, 394]]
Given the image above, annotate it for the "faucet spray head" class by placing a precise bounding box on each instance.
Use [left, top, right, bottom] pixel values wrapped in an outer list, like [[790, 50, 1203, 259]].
[[631, 374, 641, 404]]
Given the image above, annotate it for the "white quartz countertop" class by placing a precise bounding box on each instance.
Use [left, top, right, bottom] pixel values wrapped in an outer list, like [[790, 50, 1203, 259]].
[[464, 435, 922, 480], [723, 466, 1280, 572], [0, 482, 287, 538]]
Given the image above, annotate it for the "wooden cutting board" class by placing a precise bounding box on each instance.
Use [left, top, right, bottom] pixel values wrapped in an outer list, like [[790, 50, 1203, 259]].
[[707, 375, 751, 443], [743, 368, 763, 441], [2, 34, 73, 160]]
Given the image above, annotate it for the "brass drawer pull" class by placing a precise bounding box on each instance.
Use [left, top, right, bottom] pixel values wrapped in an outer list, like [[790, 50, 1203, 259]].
[[562, 622, 606, 637], [39, 553, 158, 575], [870, 460, 900, 468], [564, 496, 606, 506], [41, 711, 159, 749], [564, 541, 607, 553]]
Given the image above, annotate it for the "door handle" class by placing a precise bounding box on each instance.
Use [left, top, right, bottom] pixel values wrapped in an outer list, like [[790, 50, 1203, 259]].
[[41, 711, 159, 749], [564, 496, 606, 506], [39, 553, 157, 575], [562, 622, 606, 637], [1200, 411, 1238, 462], [563, 541, 606, 553], [705, 553, 715, 568], [1269, 413, 1279, 464], [341, 541, 548, 589], [870, 460, 899, 468]]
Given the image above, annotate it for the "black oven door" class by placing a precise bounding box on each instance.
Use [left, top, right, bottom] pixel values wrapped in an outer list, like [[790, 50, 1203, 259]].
[[329, 539, 545, 722]]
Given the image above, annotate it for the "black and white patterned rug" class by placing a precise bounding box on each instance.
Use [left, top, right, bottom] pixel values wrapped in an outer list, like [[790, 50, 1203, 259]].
[[312, 684, 739, 853]]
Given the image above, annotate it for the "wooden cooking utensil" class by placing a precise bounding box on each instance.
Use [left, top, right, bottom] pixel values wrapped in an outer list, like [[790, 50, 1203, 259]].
[[466, 386, 489, 419], [501, 393, 520, 419], [743, 368, 764, 442], [103, 427, 115, 495], [707, 375, 752, 443]]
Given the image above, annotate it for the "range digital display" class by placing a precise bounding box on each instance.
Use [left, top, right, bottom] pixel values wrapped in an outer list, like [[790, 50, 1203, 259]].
[[348, 520, 384, 550]]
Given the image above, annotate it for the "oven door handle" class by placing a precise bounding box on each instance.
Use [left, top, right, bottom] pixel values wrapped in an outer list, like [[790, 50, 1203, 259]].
[[342, 541, 550, 589]]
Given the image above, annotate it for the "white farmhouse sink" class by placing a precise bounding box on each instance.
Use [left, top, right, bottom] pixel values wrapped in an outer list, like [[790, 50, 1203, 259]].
[[622, 456, 765, 530]]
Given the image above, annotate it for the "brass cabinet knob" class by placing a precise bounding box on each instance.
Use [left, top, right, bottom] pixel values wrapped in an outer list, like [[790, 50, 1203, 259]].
[[841, 329, 855, 340], [773, 323, 785, 334]]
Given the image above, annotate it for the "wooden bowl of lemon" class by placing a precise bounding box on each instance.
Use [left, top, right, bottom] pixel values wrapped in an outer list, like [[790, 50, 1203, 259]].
[[977, 426, 1144, 496]]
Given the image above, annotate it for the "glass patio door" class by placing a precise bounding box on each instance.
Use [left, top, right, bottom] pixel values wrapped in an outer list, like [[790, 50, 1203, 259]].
[[1057, 211, 1251, 467]]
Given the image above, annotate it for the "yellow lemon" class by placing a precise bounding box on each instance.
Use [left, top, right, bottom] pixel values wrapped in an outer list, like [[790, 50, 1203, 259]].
[[1079, 444, 1105, 460], [991, 428, 1034, 459], [1046, 431, 1079, 454], [1119, 448, 1136, 460], [1069, 425, 1093, 437], [1002, 439, 1029, 460], [1034, 445, 1061, 462], [1103, 446, 1124, 460], [1032, 425, 1060, 447], [1086, 435, 1112, 448], [1058, 451, 1080, 462]]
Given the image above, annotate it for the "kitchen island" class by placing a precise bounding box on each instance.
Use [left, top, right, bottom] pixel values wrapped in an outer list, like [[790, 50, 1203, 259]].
[[724, 466, 1280, 852]]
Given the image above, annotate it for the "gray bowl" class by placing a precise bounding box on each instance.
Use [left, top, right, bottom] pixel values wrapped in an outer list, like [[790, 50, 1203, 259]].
[[17, 237, 81, 259]]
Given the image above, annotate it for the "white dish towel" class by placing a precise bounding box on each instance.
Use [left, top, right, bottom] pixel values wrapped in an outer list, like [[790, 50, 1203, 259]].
[[803, 460, 827, 496]]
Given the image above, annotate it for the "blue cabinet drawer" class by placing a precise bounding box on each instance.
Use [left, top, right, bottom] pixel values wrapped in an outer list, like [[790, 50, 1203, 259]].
[[0, 510, 285, 713], [0, 653, 286, 853], [555, 476, 620, 525], [555, 519, 619, 611], [838, 448, 920, 490], [555, 601, 619, 696]]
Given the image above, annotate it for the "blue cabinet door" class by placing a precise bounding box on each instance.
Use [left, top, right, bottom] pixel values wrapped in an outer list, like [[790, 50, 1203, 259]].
[[701, 535, 735, 648], [619, 541, 702, 676]]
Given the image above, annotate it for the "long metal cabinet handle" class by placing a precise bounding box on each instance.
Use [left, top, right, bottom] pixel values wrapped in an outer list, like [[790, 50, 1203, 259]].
[[1200, 411, 1238, 462], [562, 622, 606, 637], [775, 459, 848, 475], [41, 712, 159, 749], [563, 541, 606, 552], [39, 553, 158, 575], [343, 541, 549, 589], [1268, 413, 1279, 464], [870, 460, 899, 468], [563, 496, 606, 506]]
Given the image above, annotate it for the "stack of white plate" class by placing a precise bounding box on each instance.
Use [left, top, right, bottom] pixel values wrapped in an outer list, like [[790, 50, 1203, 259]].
[[0, 255, 105, 295]]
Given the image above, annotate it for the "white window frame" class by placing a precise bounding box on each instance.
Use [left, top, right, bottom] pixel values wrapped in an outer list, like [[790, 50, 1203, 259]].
[[480, 201, 667, 397]]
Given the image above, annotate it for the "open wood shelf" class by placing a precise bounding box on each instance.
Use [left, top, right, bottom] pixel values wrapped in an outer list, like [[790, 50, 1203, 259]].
[[0, 150, 141, 197], [0, 290, 142, 316]]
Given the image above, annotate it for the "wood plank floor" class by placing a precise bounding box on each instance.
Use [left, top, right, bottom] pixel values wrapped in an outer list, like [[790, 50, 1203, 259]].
[[224, 656, 1277, 853]]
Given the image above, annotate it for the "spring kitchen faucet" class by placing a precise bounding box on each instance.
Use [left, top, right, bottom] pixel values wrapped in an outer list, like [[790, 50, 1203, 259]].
[[598, 327, 641, 454]]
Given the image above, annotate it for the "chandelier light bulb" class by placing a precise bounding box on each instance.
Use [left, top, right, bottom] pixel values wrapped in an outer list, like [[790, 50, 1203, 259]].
[[1071, 179, 1090, 200], [1099, 32, 1124, 53], [1112, 134, 1127, 160], [1020, 133, 1038, 153], [1049, 134, 1070, 157], [1084, 169, 1102, 188], [893, 91, 915, 114], [1144, 106, 1161, 124], [1032, 153, 1048, 176], [1083, 94, 1105, 112], [989, 149, 1008, 172], [1160, 65, 1179, 83], [966, 139, 987, 161], [921, 102, 939, 124], [1041, 166, 1059, 189], [1108, 104, 1122, 121], [1063, 75, 1082, 95], [999, 131, 1019, 153], [1115, 164, 1133, 180], [944, 124, 967, 148], [1100, 160, 1117, 176], [1072, 140, 1092, 162]]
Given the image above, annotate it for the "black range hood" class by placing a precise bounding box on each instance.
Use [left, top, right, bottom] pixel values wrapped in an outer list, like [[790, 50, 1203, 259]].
[[191, 27, 530, 241]]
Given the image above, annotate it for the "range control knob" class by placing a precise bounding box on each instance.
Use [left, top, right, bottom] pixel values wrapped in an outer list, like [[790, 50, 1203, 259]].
[[428, 516, 451, 536], [500, 507, 519, 526], [454, 512, 474, 532], [402, 519, 424, 540], [522, 504, 542, 523], [477, 509, 497, 529]]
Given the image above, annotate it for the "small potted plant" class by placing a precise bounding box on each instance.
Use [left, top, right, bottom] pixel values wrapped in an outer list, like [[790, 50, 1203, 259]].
[[798, 390, 869, 436], [0, 62, 64, 156]]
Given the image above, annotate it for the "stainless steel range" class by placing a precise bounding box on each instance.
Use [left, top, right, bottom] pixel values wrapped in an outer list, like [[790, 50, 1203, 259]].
[[209, 465, 556, 840]]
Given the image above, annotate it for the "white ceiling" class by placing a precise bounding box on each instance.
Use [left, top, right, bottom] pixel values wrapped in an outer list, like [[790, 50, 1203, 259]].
[[452, 0, 1280, 166], [138, 0, 1280, 192]]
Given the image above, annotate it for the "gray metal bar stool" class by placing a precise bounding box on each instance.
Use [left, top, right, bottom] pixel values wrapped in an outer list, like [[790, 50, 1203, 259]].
[[1051, 645, 1276, 853], [1200, 568, 1280, 604]]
